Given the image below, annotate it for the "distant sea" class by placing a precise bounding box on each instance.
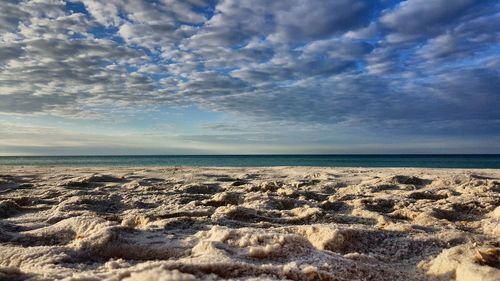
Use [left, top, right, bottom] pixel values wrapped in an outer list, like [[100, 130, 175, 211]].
[[1, 155, 500, 168]]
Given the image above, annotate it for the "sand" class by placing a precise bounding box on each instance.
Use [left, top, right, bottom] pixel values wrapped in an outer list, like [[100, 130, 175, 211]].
[[0, 166, 499, 281]]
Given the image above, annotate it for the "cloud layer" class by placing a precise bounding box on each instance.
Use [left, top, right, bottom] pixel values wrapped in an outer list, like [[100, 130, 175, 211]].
[[1, 0, 500, 153]]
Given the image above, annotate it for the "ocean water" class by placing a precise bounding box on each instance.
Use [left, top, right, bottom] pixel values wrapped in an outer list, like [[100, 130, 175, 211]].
[[0, 155, 499, 168]]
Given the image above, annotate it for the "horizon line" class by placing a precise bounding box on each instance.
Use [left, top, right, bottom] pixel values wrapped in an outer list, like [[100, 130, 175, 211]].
[[1, 153, 500, 157]]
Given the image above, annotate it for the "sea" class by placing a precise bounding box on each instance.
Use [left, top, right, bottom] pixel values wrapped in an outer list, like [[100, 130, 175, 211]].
[[0, 155, 499, 168]]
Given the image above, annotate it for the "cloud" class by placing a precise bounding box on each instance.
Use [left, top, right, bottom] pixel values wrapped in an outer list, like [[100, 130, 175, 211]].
[[0, 0, 499, 147], [380, 0, 477, 36], [269, 0, 374, 43], [0, 0, 29, 33]]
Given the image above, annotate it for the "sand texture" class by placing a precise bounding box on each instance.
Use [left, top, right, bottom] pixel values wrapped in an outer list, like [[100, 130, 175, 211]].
[[0, 166, 499, 281]]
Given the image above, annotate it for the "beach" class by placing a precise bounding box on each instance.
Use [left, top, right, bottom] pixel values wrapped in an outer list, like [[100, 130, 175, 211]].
[[0, 166, 499, 280]]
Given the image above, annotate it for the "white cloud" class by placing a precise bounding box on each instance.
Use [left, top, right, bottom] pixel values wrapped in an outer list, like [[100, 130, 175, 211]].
[[0, 0, 499, 149]]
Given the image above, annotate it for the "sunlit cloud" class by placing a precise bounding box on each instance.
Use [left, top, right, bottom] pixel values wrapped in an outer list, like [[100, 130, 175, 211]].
[[1, 0, 499, 154]]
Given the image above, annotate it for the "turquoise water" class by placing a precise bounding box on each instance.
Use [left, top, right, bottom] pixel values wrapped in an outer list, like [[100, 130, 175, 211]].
[[0, 155, 499, 168]]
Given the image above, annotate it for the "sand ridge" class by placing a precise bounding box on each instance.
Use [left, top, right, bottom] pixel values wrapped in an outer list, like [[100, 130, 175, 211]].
[[0, 166, 499, 280]]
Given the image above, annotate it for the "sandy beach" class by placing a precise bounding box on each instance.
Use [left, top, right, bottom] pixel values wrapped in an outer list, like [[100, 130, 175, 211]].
[[0, 166, 499, 280]]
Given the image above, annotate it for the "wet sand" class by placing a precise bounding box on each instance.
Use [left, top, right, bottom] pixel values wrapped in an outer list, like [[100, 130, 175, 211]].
[[0, 166, 499, 280]]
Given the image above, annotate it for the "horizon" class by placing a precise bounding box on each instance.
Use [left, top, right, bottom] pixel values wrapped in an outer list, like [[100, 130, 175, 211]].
[[1, 0, 500, 155], [2, 153, 500, 157]]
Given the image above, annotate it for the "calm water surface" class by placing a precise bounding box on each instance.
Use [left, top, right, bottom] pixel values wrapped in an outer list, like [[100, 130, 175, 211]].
[[0, 155, 499, 168]]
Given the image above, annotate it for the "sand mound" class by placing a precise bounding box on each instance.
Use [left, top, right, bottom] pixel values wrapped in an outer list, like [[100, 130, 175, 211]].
[[123, 268, 196, 281], [0, 166, 499, 280], [424, 244, 500, 281]]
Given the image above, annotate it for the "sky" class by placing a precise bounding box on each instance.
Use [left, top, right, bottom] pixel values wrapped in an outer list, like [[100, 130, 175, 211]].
[[0, 0, 500, 155]]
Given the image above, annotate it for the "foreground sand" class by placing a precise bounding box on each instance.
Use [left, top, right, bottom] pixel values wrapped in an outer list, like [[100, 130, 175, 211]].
[[0, 166, 499, 281]]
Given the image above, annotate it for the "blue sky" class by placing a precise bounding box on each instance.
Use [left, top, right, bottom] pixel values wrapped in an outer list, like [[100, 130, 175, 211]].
[[0, 0, 499, 155]]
